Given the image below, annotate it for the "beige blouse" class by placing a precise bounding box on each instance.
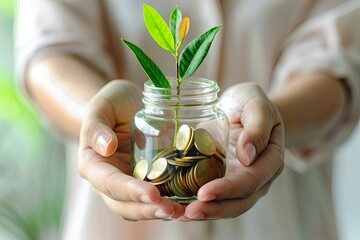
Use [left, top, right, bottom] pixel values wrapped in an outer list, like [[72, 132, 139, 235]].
[[16, 1, 360, 240]]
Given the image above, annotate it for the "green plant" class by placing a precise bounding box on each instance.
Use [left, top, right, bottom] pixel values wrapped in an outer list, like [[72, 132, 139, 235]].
[[122, 4, 221, 142]]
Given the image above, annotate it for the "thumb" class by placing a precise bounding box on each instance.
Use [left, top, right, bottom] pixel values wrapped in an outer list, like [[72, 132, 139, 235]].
[[236, 98, 277, 166], [80, 80, 142, 156], [81, 120, 118, 157]]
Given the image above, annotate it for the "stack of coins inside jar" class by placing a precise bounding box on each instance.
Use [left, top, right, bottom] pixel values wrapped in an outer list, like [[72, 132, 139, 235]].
[[133, 124, 226, 198]]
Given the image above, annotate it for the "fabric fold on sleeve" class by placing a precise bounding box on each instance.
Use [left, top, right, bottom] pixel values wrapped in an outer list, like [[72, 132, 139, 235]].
[[270, 1, 360, 173], [15, 0, 115, 97]]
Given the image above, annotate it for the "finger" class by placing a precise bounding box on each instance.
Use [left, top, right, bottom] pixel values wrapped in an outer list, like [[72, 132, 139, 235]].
[[181, 181, 272, 221], [236, 96, 279, 166], [81, 80, 142, 156], [78, 149, 161, 203], [100, 193, 185, 221], [197, 124, 284, 201]]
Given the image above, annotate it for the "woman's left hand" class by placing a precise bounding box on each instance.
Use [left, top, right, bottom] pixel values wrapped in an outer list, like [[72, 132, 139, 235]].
[[180, 82, 285, 221]]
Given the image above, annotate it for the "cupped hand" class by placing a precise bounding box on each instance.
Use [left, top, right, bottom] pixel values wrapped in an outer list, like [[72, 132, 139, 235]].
[[78, 80, 185, 221], [180, 82, 285, 221]]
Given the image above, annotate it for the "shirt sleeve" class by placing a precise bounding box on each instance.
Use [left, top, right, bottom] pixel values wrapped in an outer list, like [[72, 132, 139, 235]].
[[15, 0, 115, 94], [270, 1, 360, 173]]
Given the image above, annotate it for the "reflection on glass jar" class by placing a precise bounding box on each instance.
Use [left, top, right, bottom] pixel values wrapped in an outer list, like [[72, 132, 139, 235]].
[[131, 78, 229, 203]]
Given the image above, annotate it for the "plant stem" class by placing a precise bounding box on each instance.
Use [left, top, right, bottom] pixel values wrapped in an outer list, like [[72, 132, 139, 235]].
[[173, 54, 180, 146]]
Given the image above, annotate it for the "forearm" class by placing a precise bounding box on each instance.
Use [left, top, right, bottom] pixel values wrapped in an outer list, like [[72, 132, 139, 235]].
[[26, 54, 110, 137], [271, 73, 348, 148]]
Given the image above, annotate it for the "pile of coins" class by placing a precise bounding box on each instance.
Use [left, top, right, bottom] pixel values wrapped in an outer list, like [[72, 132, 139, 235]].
[[133, 124, 226, 197]]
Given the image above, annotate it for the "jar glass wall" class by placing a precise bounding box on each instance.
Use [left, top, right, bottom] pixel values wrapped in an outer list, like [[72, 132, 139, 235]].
[[131, 78, 229, 203]]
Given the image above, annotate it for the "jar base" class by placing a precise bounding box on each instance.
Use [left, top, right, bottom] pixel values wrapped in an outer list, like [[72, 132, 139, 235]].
[[167, 196, 198, 204]]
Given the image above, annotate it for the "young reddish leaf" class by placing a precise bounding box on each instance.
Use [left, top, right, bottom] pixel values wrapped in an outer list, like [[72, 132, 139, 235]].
[[121, 39, 170, 89], [178, 16, 190, 47], [144, 4, 175, 54]]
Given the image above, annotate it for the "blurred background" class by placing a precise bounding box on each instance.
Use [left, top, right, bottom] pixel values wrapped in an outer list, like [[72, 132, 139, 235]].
[[0, 1, 359, 240], [0, 1, 66, 239]]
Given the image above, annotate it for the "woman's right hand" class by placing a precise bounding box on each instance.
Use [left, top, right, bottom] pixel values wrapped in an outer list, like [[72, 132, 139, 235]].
[[78, 80, 185, 221]]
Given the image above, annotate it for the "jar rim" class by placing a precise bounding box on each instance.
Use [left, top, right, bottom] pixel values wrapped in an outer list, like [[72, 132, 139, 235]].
[[143, 77, 219, 109], [144, 77, 218, 93]]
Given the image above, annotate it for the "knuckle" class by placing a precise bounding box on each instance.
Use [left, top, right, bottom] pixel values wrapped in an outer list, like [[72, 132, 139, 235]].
[[103, 171, 120, 199], [271, 163, 285, 182], [78, 162, 86, 178], [112, 205, 129, 220], [77, 150, 89, 179], [213, 201, 225, 217], [243, 170, 258, 197], [123, 178, 139, 201], [257, 127, 270, 147], [103, 195, 139, 221], [145, 209, 158, 220], [81, 121, 98, 147], [233, 200, 253, 218], [260, 181, 272, 197], [272, 144, 285, 165], [223, 177, 237, 195]]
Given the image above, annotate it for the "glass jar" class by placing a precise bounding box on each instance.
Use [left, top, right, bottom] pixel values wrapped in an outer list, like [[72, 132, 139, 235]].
[[131, 78, 229, 203]]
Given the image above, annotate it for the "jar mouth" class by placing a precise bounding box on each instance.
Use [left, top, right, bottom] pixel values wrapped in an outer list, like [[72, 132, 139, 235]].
[[143, 77, 219, 109], [144, 77, 219, 96]]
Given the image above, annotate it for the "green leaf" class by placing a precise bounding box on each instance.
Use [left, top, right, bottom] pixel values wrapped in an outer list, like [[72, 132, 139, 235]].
[[144, 4, 175, 54], [169, 6, 182, 48], [179, 25, 221, 82], [121, 39, 170, 89]]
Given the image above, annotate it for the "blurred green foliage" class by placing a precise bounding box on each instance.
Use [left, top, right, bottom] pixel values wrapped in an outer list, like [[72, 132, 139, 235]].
[[0, 0, 41, 150], [0, 0, 15, 75], [0, 71, 42, 148], [0, 0, 15, 18], [0, 2, 65, 239]]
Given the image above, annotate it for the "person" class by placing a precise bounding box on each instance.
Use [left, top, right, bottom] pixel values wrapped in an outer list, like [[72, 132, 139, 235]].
[[16, 0, 360, 239]]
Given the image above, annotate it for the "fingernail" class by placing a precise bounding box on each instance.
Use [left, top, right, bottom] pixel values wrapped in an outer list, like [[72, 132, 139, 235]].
[[155, 209, 169, 219], [190, 212, 205, 220], [178, 216, 190, 222], [140, 195, 153, 203], [244, 143, 256, 165], [97, 133, 111, 154], [199, 194, 216, 201]]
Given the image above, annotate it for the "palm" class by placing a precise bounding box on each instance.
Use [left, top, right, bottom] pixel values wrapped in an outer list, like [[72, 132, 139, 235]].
[[180, 83, 284, 221]]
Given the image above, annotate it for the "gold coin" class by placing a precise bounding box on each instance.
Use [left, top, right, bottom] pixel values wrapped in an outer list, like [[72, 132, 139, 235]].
[[212, 155, 226, 178], [179, 167, 193, 196], [213, 150, 224, 162], [170, 171, 183, 197], [181, 156, 207, 161], [151, 165, 176, 185], [194, 128, 216, 156], [164, 151, 180, 160], [171, 169, 192, 197], [186, 165, 199, 194], [176, 124, 192, 151], [147, 157, 168, 180], [133, 159, 149, 181], [194, 158, 221, 187], [158, 181, 175, 197], [183, 127, 194, 155], [168, 159, 195, 167], [152, 146, 177, 161], [156, 184, 163, 196], [215, 142, 226, 159]]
